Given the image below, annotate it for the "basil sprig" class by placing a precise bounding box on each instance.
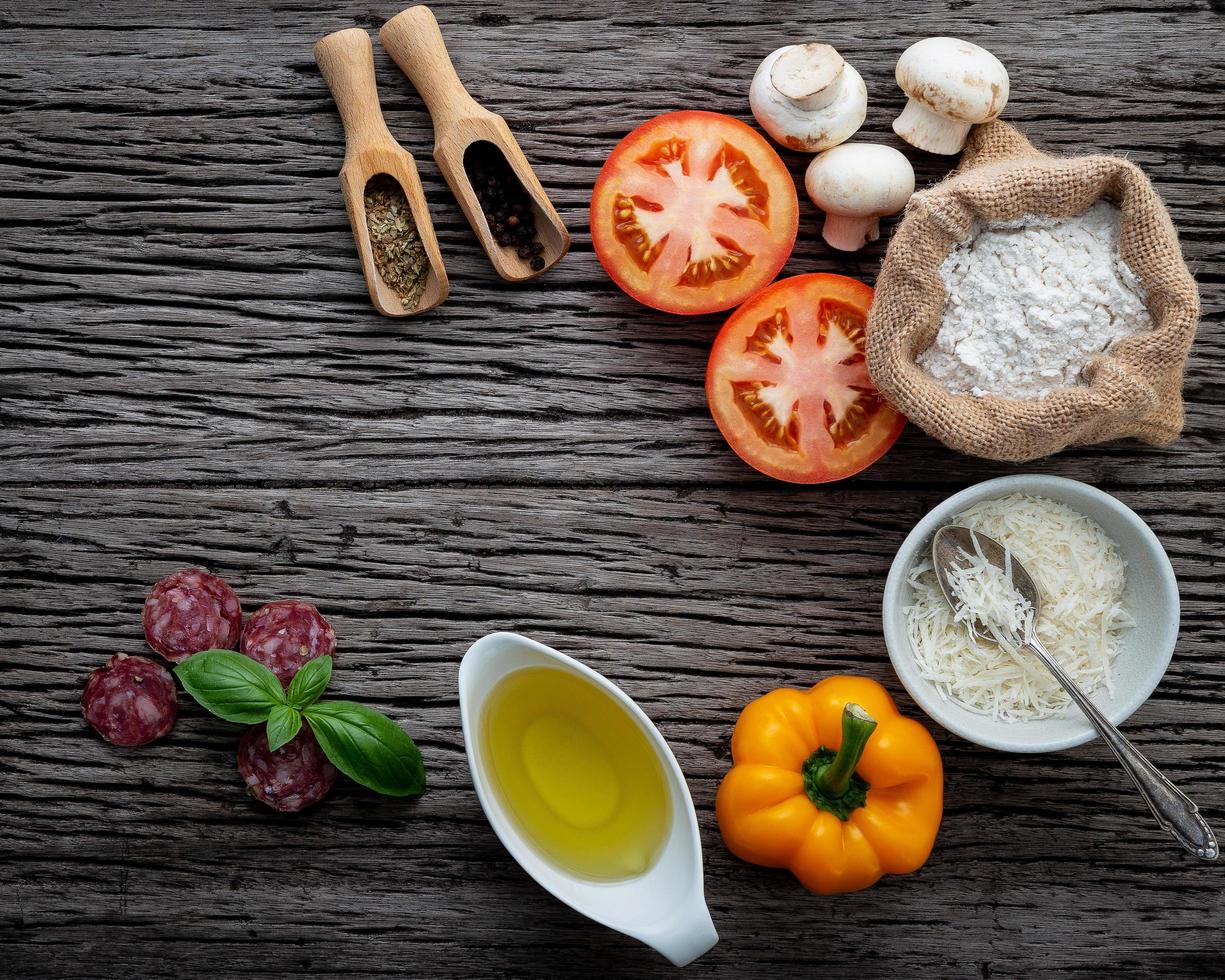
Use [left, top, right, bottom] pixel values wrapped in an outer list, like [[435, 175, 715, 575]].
[[305, 701, 425, 797], [264, 704, 303, 751], [175, 649, 286, 724], [287, 654, 331, 710], [174, 650, 425, 797]]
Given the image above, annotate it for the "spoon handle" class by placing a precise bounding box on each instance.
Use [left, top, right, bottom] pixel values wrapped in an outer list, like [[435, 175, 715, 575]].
[[314, 28, 398, 158], [379, 5, 489, 134], [1025, 636, 1217, 861]]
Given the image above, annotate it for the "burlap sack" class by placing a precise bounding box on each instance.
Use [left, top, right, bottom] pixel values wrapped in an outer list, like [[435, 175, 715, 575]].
[[866, 121, 1200, 462]]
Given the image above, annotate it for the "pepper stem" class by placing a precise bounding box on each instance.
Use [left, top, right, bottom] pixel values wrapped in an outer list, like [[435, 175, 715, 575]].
[[816, 703, 877, 800]]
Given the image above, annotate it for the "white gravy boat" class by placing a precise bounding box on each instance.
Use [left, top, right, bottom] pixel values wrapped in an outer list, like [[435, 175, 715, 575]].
[[458, 631, 718, 967]]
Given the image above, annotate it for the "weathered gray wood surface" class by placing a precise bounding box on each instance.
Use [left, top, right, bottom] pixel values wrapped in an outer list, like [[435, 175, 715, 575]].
[[2, 0, 1223, 977]]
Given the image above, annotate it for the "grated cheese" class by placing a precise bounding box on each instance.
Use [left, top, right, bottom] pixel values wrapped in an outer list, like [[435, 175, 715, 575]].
[[904, 494, 1134, 722], [943, 537, 1036, 650]]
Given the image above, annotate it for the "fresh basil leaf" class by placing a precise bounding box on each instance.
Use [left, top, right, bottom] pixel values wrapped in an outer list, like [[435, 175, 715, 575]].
[[303, 701, 425, 797], [286, 655, 332, 710], [174, 649, 287, 724], [265, 704, 303, 752]]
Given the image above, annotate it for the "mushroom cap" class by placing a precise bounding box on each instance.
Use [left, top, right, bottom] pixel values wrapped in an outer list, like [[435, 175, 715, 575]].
[[750, 44, 867, 154], [804, 143, 915, 218], [895, 36, 1009, 123], [770, 43, 844, 102]]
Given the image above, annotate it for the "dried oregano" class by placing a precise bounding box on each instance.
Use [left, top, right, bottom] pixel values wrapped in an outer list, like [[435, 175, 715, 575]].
[[364, 175, 428, 309]]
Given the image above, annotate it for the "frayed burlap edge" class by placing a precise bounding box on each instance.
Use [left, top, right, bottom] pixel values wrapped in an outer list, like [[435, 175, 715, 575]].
[[866, 121, 1200, 463]]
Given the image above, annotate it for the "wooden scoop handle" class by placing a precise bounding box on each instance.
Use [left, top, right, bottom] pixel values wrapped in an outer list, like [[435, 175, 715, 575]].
[[379, 5, 489, 133], [315, 28, 398, 159]]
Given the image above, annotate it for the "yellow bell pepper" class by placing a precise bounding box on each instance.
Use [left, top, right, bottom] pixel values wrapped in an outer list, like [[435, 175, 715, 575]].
[[716, 675, 942, 894]]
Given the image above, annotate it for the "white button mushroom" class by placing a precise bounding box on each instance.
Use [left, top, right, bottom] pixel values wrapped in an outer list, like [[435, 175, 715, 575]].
[[892, 37, 1009, 154], [750, 43, 867, 153], [804, 143, 915, 252]]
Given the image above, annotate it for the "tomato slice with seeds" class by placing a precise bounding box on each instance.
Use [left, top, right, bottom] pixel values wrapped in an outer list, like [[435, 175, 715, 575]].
[[706, 274, 905, 483], [590, 111, 799, 316]]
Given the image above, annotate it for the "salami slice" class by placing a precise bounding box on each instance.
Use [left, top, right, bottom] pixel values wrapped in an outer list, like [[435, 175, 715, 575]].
[[240, 600, 336, 686], [143, 568, 242, 663], [237, 723, 338, 812], [81, 653, 178, 747]]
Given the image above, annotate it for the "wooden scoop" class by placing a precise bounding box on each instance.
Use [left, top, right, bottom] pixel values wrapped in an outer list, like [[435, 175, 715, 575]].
[[314, 27, 448, 316], [379, 6, 569, 282]]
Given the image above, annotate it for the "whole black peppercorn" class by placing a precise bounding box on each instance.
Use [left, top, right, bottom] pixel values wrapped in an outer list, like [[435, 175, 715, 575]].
[[464, 142, 550, 267]]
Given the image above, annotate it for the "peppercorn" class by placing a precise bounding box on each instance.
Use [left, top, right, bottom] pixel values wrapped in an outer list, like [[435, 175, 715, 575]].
[[463, 141, 548, 271]]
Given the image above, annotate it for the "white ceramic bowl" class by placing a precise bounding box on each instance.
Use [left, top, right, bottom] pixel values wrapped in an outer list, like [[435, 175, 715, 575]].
[[882, 475, 1179, 753], [458, 632, 718, 967]]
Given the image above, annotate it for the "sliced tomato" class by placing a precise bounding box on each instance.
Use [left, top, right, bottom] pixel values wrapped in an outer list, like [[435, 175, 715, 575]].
[[590, 111, 799, 316], [706, 274, 905, 483]]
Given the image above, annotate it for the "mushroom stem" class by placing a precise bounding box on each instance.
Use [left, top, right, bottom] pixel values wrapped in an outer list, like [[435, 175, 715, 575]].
[[893, 99, 973, 155], [785, 84, 838, 113], [771, 43, 843, 112], [822, 214, 881, 252]]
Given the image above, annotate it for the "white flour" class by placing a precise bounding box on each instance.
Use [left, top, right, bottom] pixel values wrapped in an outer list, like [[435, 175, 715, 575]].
[[918, 202, 1153, 398]]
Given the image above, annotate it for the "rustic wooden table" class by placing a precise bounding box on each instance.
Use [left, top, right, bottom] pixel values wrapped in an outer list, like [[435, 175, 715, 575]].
[[3, 1, 1223, 976]]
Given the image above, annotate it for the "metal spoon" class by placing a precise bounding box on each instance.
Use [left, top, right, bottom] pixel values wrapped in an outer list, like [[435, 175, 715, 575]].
[[933, 524, 1217, 861]]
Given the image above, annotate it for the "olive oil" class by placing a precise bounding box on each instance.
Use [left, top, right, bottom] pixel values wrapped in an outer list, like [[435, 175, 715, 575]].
[[480, 666, 670, 881]]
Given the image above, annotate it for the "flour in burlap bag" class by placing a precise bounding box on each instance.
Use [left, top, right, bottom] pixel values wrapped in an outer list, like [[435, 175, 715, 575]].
[[866, 121, 1199, 463]]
